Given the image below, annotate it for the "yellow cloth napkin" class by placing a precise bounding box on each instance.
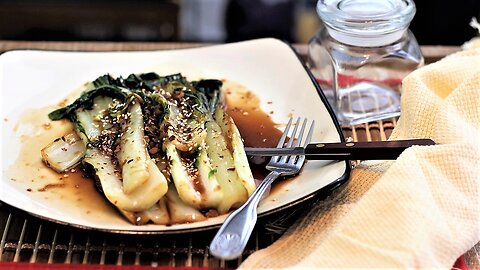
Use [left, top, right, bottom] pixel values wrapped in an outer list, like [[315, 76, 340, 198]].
[[240, 48, 480, 269]]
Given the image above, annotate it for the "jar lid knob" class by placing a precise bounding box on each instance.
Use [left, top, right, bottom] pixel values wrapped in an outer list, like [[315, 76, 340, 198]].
[[317, 0, 416, 47]]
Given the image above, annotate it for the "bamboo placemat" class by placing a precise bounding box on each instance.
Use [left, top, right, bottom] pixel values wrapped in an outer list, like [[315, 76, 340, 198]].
[[0, 41, 460, 63]]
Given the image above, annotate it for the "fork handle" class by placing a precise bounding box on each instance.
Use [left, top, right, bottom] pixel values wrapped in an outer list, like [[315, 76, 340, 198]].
[[209, 171, 281, 260], [305, 139, 435, 160]]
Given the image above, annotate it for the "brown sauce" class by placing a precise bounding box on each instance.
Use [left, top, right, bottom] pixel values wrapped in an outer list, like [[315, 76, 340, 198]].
[[6, 79, 285, 224], [6, 106, 116, 217], [223, 80, 284, 181], [223, 81, 283, 149]]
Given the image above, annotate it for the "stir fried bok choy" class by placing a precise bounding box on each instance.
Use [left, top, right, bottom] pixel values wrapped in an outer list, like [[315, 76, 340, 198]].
[[41, 73, 255, 225]]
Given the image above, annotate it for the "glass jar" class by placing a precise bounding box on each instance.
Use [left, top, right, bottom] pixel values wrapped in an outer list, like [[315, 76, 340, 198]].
[[308, 0, 424, 125]]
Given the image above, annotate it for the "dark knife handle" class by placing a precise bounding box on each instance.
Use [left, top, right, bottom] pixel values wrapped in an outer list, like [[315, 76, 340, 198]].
[[304, 139, 435, 160]]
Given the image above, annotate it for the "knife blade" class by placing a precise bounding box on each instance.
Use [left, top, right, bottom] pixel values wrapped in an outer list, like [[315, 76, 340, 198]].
[[244, 139, 435, 160]]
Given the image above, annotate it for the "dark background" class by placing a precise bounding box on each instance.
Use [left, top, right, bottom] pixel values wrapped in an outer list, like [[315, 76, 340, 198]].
[[409, 0, 480, 45], [0, 0, 479, 45]]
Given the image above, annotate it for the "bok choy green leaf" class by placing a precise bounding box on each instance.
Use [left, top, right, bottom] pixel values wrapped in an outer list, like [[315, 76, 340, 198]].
[[41, 72, 256, 225]]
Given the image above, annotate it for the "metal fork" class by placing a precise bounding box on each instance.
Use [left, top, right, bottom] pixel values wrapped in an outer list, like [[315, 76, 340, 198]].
[[209, 117, 314, 260]]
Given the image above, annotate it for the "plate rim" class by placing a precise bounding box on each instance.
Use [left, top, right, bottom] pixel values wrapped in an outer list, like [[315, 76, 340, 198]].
[[0, 38, 351, 234]]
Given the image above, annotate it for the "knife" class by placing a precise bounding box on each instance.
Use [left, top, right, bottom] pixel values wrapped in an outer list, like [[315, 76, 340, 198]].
[[244, 139, 435, 160]]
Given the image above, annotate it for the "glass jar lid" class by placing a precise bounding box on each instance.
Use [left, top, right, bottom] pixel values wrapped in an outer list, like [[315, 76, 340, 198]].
[[317, 0, 416, 47]]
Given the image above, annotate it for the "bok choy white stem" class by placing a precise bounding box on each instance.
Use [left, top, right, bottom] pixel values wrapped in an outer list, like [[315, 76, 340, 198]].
[[41, 132, 86, 173], [42, 72, 256, 225], [118, 99, 150, 194]]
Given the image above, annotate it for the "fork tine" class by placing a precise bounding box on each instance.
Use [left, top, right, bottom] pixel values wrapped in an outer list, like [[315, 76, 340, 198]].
[[304, 120, 315, 147], [293, 118, 308, 148], [280, 118, 301, 163], [270, 118, 293, 163], [285, 117, 301, 148], [287, 118, 308, 165], [275, 118, 293, 148], [295, 120, 315, 165]]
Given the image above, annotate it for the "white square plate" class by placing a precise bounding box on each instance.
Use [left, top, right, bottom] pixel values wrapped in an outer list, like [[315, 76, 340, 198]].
[[0, 38, 349, 233]]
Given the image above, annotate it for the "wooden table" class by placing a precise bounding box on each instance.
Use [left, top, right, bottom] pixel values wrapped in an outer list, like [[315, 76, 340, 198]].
[[0, 40, 461, 62], [0, 41, 476, 269]]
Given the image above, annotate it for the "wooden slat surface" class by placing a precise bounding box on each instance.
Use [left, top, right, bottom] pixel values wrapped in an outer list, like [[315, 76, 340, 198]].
[[0, 41, 461, 64], [0, 41, 205, 53]]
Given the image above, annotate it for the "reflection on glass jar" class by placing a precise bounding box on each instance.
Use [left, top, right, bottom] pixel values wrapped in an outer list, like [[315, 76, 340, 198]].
[[308, 0, 424, 125]]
